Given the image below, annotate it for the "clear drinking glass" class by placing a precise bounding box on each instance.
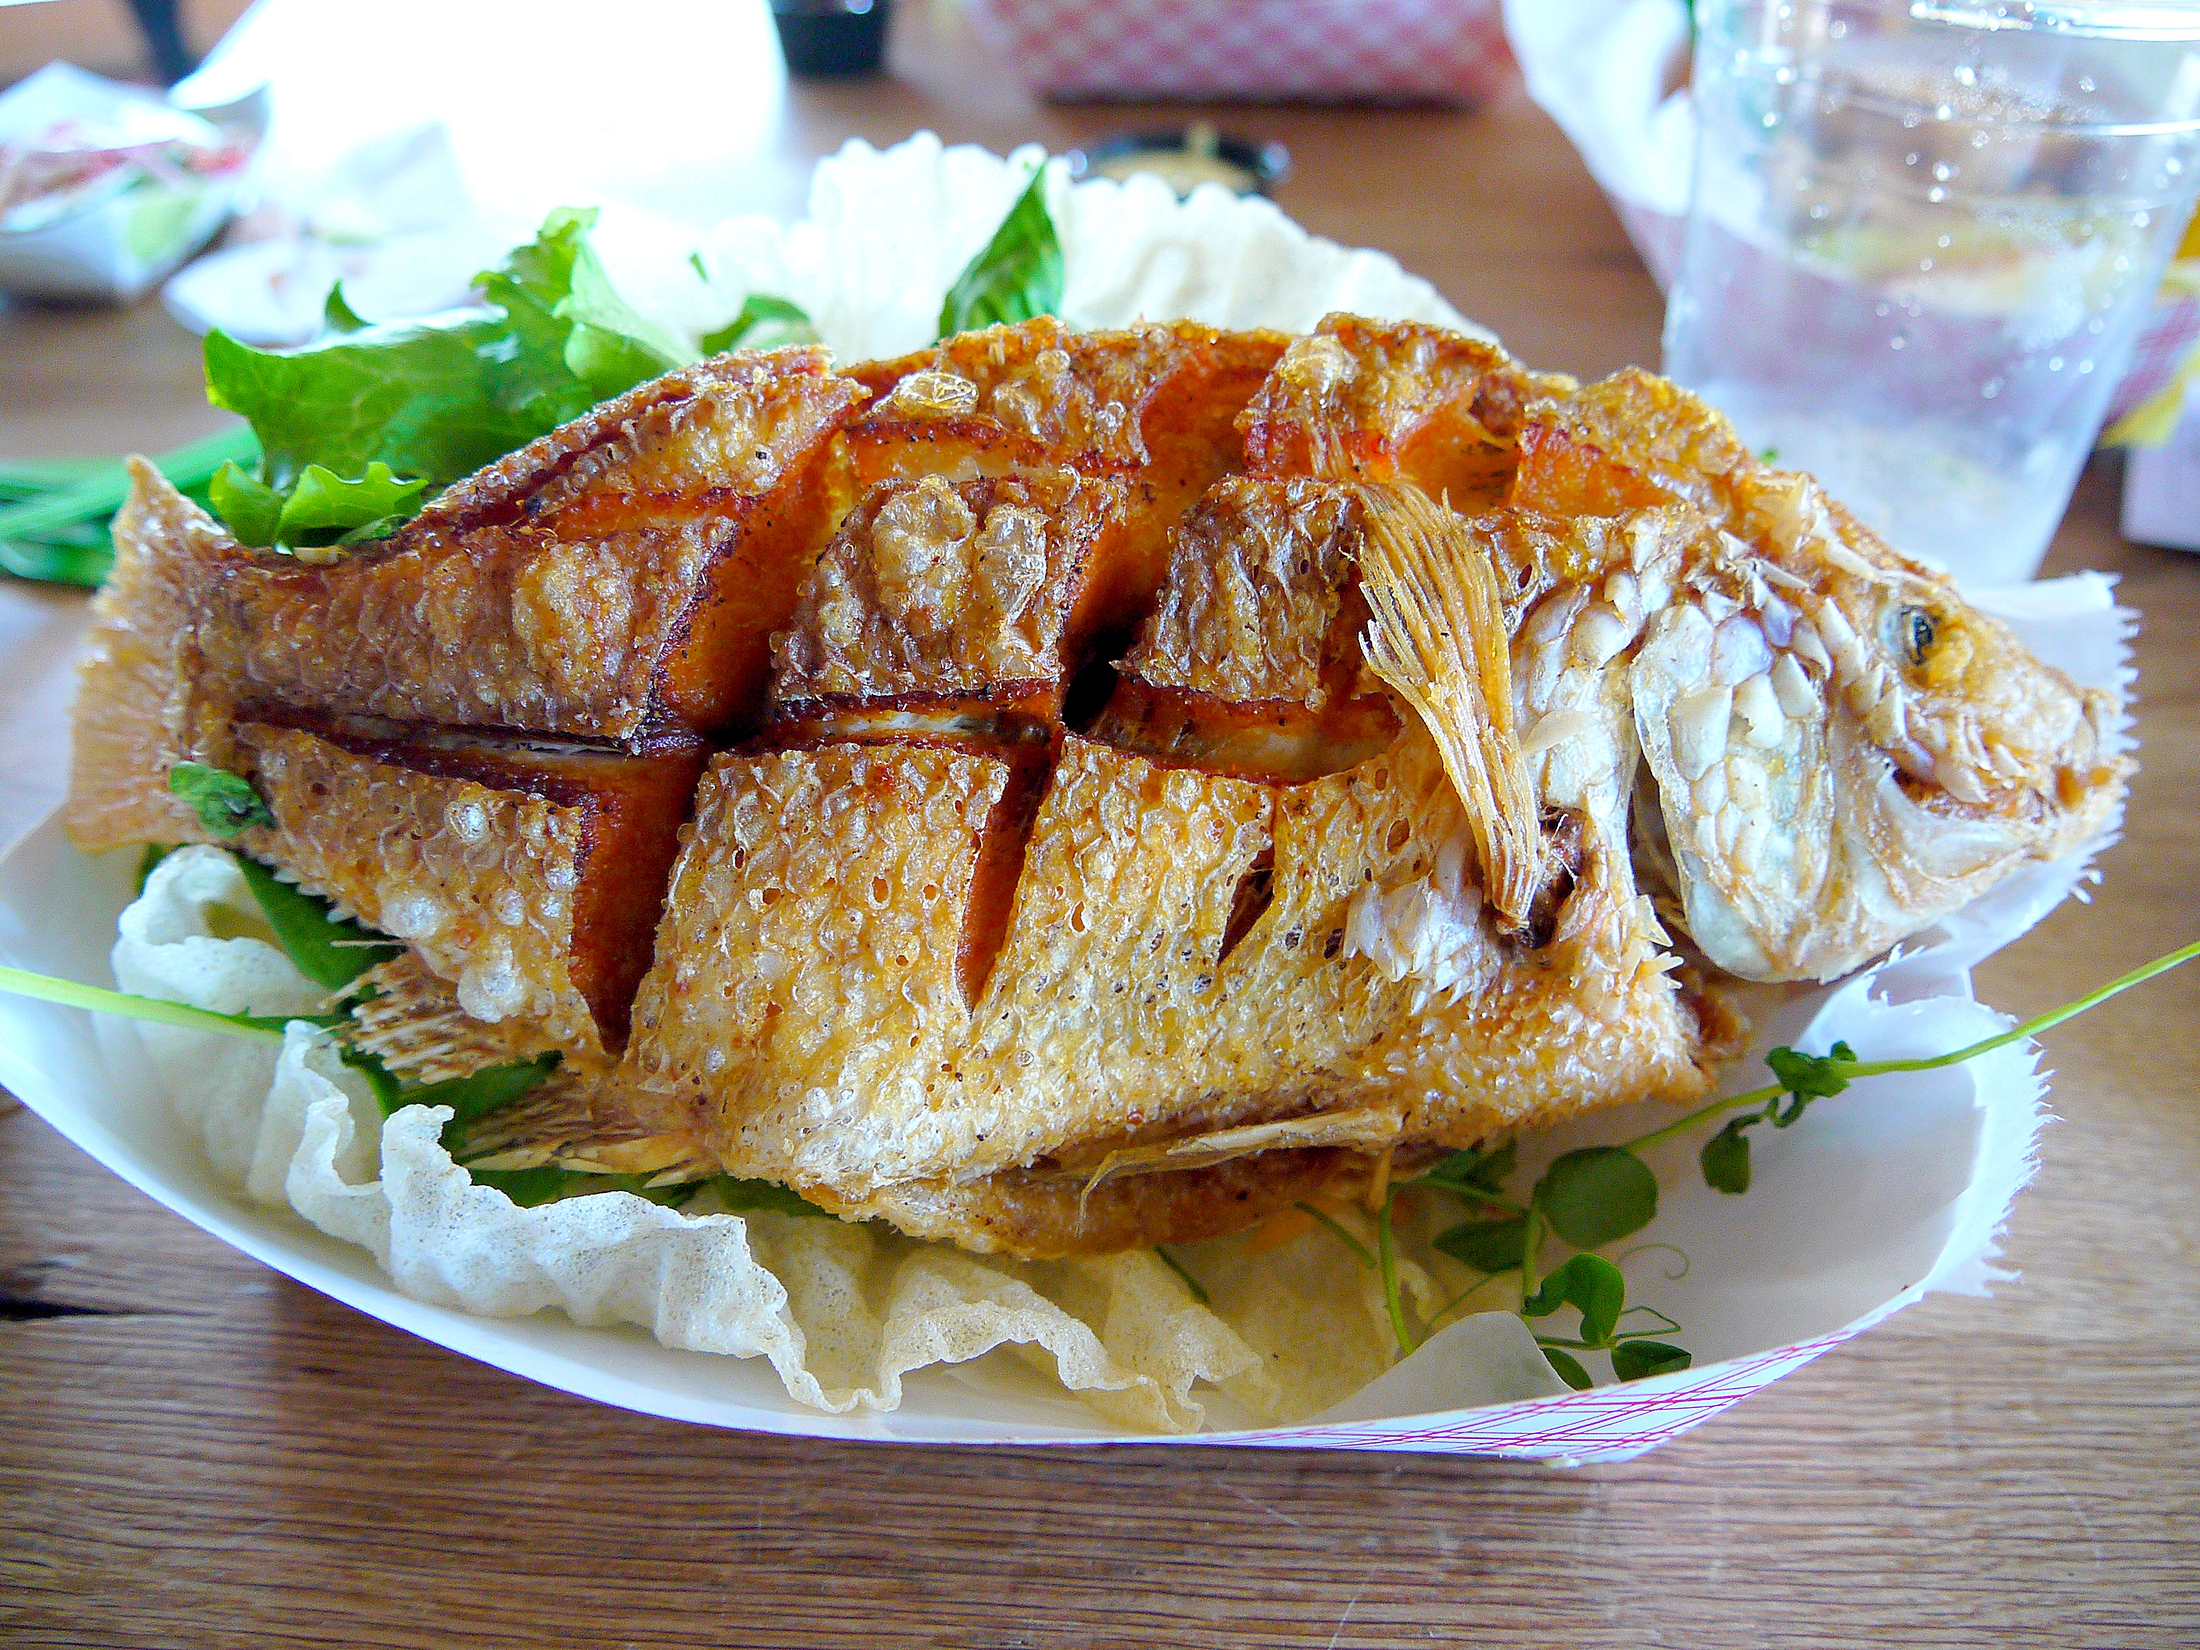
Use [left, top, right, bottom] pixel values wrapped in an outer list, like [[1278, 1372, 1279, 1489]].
[[1663, 0, 2200, 586]]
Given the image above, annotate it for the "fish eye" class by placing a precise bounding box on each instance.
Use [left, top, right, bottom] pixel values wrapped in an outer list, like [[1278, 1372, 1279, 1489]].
[[1900, 607, 1936, 668]]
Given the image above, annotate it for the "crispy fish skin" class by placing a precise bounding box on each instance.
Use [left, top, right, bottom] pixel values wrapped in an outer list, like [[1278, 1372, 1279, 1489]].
[[1121, 476, 1366, 711], [236, 722, 701, 1060], [1239, 315, 1577, 507], [191, 350, 860, 746], [343, 943, 1363, 1257], [623, 741, 1011, 1154], [851, 320, 1289, 625], [65, 459, 248, 853], [1097, 476, 1399, 784], [629, 714, 1710, 1199], [851, 317, 1286, 476], [769, 468, 1128, 719], [820, 1149, 1368, 1259]]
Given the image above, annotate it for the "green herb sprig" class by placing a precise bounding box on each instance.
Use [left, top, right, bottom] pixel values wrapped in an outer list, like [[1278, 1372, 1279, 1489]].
[[1155, 1246, 1212, 1305], [0, 427, 259, 588], [0, 964, 344, 1042], [167, 762, 273, 838], [1327, 940, 2200, 1388]]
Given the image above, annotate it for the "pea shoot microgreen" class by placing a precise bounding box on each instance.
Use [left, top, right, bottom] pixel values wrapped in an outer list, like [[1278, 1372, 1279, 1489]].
[[1296, 1200, 1376, 1269], [1310, 939, 2200, 1389]]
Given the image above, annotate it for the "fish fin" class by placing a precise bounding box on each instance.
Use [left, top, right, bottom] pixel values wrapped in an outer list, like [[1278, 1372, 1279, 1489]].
[[1356, 484, 1541, 931], [1073, 1107, 1405, 1201], [342, 950, 576, 1081]]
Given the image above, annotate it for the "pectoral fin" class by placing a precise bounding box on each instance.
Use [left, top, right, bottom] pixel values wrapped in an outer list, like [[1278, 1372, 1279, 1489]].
[[1356, 485, 1540, 931]]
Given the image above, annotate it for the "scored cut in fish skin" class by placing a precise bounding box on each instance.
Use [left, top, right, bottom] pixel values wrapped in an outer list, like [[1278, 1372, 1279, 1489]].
[[628, 704, 1710, 1200], [235, 721, 703, 1060], [849, 319, 1290, 629], [1121, 476, 1366, 712], [1098, 475, 1400, 784], [191, 349, 862, 748], [66, 317, 2128, 1258]]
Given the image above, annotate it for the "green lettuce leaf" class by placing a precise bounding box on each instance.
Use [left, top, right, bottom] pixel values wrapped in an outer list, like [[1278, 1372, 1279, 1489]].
[[202, 207, 698, 545], [228, 851, 402, 989], [468, 1165, 701, 1209], [204, 312, 524, 496], [937, 165, 1063, 338], [705, 1175, 834, 1219], [210, 460, 431, 550]]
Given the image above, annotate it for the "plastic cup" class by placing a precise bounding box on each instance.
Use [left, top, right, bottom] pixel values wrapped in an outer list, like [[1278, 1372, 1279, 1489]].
[[1662, 0, 2200, 586]]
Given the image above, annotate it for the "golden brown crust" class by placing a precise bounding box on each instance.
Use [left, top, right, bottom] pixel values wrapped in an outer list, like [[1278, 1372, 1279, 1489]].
[[67, 316, 2123, 1261], [624, 722, 1709, 1202], [1240, 314, 1575, 508], [822, 1149, 1366, 1259], [192, 350, 861, 746], [236, 722, 698, 1060], [768, 468, 1127, 719], [1120, 476, 1365, 710], [853, 320, 1289, 628], [622, 741, 1010, 1150], [64, 460, 246, 853]]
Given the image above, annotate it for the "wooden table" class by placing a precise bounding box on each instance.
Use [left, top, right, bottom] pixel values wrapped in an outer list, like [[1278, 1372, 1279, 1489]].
[[4, 8, 2197, 1644]]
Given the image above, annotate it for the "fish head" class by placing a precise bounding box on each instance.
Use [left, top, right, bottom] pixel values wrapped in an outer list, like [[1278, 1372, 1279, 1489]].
[[1750, 479, 2125, 819], [1630, 469, 2128, 982]]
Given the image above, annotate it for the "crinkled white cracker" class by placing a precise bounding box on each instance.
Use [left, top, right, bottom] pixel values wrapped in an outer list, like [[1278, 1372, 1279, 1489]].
[[685, 131, 1479, 363], [125, 848, 1525, 1433]]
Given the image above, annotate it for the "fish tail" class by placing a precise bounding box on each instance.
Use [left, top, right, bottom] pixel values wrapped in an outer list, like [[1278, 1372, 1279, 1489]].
[[63, 456, 233, 853]]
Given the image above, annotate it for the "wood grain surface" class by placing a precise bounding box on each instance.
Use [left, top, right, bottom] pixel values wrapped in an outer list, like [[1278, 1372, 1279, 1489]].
[[3, 6, 2196, 1645]]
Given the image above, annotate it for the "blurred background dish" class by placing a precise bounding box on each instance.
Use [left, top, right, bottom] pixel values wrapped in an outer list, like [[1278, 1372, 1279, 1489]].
[[0, 61, 256, 301], [771, 0, 893, 78], [1066, 124, 1290, 196]]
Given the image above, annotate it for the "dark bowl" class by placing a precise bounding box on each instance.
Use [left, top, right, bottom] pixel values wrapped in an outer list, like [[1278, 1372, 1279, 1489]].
[[772, 0, 890, 78], [1066, 130, 1291, 198]]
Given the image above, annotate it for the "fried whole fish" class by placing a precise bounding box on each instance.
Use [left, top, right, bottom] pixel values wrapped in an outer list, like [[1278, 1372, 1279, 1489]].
[[66, 316, 2126, 1258]]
